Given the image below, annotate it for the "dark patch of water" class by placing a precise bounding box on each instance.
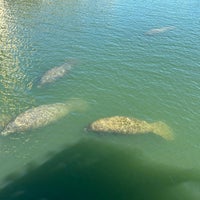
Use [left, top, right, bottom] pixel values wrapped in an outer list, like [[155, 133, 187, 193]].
[[0, 138, 199, 200]]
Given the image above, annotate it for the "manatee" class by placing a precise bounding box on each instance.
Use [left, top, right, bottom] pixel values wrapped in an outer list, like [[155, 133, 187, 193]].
[[88, 116, 173, 140], [38, 63, 72, 87], [145, 26, 175, 35], [1, 99, 87, 136]]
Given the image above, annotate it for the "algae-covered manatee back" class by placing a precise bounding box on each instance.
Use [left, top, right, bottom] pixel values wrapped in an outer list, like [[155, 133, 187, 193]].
[[88, 116, 174, 140]]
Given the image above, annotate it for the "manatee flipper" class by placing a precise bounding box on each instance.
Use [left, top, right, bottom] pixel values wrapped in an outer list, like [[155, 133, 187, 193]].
[[151, 121, 174, 140]]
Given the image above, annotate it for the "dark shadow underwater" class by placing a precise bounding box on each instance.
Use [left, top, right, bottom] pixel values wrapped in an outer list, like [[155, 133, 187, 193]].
[[0, 138, 200, 200]]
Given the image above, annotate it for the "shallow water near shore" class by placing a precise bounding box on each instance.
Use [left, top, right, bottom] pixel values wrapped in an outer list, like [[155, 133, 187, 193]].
[[0, 0, 200, 199]]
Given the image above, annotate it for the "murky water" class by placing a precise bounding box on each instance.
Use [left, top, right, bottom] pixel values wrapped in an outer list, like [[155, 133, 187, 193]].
[[0, 0, 200, 199]]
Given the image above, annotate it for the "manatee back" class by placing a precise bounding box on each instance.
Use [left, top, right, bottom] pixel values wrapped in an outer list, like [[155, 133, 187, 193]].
[[1, 103, 69, 136], [38, 63, 72, 87], [89, 116, 152, 134]]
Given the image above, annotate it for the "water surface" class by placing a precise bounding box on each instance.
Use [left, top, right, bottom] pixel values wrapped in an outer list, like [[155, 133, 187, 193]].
[[0, 0, 200, 199]]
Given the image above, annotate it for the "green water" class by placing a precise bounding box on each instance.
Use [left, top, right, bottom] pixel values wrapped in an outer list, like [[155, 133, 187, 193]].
[[0, 0, 200, 199]]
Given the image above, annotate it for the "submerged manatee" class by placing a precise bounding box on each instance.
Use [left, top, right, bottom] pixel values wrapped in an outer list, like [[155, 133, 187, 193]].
[[145, 26, 175, 35], [38, 63, 72, 87], [1, 99, 87, 136], [88, 116, 173, 140]]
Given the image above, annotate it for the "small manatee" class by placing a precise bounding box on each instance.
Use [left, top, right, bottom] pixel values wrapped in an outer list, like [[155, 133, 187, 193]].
[[146, 26, 176, 35], [38, 63, 72, 87], [88, 116, 173, 140]]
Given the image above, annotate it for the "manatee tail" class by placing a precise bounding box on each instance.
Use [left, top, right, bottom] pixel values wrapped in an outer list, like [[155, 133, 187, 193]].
[[63, 58, 78, 69], [65, 98, 88, 112], [151, 121, 174, 140]]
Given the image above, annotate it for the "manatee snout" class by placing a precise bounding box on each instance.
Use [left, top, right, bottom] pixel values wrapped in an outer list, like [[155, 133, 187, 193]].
[[84, 124, 92, 132]]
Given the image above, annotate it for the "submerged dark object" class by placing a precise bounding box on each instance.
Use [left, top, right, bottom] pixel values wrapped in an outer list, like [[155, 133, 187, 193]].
[[88, 116, 174, 140], [0, 139, 199, 200]]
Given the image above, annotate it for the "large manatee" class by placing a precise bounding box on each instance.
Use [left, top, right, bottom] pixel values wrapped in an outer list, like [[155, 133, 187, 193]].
[[1, 99, 87, 136], [38, 62, 72, 87], [145, 26, 175, 35], [88, 116, 173, 140]]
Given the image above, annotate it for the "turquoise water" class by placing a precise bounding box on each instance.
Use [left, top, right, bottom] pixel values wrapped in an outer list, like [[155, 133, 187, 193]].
[[0, 0, 200, 199]]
